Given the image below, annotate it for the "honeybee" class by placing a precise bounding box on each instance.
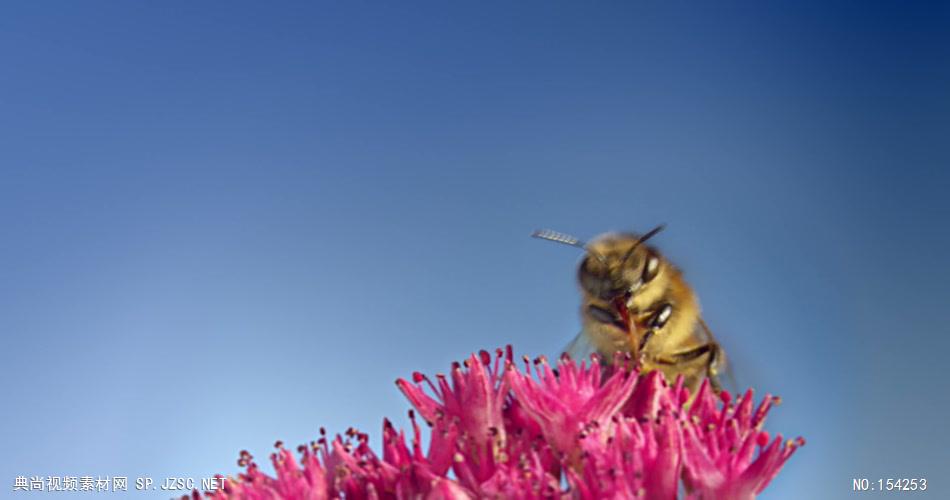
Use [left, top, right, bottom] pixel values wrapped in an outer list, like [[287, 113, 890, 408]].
[[532, 226, 727, 393]]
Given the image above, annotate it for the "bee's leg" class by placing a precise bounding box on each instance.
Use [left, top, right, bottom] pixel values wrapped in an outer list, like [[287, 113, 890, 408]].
[[705, 343, 730, 393], [648, 303, 673, 330], [706, 344, 724, 393], [655, 343, 713, 364], [637, 329, 654, 353], [654, 342, 724, 392], [636, 303, 672, 358]]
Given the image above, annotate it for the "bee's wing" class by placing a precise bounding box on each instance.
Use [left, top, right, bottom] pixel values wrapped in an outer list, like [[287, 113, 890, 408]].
[[696, 318, 739, 394], [562, 330, 599, 363]]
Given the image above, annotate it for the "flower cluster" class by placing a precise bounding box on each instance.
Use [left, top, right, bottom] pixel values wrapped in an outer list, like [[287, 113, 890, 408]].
[[199, 348, 802, 499]]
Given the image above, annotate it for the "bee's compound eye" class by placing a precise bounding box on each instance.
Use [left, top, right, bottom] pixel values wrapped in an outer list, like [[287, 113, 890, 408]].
[[643, 253, 660, 282], [579, 256, 596, 276]]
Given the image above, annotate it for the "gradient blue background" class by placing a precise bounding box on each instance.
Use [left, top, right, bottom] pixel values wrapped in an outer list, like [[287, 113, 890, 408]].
[[2, 1, 948, 498]]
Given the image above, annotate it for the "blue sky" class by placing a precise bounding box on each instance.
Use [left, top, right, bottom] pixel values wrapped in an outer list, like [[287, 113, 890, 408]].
[[2, 1, 949, 498]]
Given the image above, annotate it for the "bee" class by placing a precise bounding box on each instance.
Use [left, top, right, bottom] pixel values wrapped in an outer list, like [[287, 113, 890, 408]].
[[532, 226, 728, 393]]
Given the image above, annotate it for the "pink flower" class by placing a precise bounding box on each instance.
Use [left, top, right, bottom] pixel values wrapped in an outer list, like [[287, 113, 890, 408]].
[[568, 409, 683, 500], [204, 446, 328, 499], [680, 382, 805, 499], [199, 347, 803, 500], [506, 354, 637, 456], [395, 349, 510, 489]]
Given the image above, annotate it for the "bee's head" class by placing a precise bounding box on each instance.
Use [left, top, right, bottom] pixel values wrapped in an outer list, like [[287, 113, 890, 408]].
[[532, 226, 665, 302], [578, 232, 659, 301]]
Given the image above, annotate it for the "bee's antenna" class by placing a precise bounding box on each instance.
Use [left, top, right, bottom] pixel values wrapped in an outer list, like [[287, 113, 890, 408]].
[[532, 229, 609, 263], [531, 229, 586, 249], [636, 224, 666, 246], [621, 224, 666, 266]]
